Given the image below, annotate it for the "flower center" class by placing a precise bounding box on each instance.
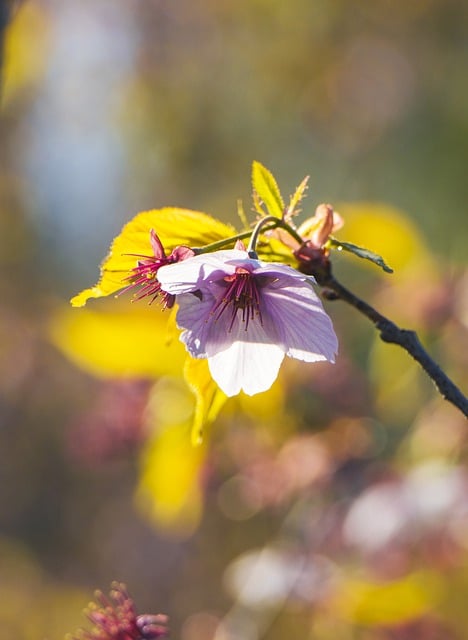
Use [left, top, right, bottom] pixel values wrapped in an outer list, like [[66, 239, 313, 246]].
[[212, 267, 262, 331]]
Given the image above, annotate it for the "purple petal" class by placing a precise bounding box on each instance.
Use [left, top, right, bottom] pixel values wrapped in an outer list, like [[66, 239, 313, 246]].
[[149, 229, 166, 259], [176, 292, 214, 357], [176, 286, 280, 359], [174, 282, 285, 395], [253, 262, 314, 283], [262, 281, 338, 362], [171, 246, 196, 262], [164, 249, 338, 396]]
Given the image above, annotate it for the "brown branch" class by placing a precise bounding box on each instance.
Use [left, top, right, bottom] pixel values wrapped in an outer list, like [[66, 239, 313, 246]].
[[311, 260, 468, 418]]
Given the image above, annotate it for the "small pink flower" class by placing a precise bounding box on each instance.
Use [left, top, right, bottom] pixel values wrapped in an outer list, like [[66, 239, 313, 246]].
[[157, 248, 338, 396], [298, 203, 344, 250], [293, 204, 344, 264], [121, 229, 194, 307], [70, 582, 168, 640]]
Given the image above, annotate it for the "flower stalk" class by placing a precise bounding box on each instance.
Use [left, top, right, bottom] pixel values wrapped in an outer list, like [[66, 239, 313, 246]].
[[193, 218, 303, 256]]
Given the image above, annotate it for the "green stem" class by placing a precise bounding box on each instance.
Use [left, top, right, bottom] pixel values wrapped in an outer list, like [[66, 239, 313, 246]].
[[193, 218, 303, 255], [277, 219, 304, 245], [247, 215, 281, 255], [192, 231, 251, 254]]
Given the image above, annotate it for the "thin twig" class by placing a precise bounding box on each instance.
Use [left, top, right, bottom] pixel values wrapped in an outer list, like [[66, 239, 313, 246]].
[[314, 262, 468, 418]]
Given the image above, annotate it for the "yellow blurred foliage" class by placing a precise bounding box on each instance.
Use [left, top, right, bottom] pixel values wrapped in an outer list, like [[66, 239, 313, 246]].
[[51, 305, 230, 530], [0, 538, 87, 638], [2, 2, 51, 105], [71, 208, 235, 306], [136, 416, 206, 536], [336, 202, 432, 274], [369, 336, 426, 424], [50, 304, 186, 378], [238, 378, 286, 424], [337, 203, 445, 419], [332, 570, 442, 626], [184, 357, 227, 445], [135, 364, 228, 531]]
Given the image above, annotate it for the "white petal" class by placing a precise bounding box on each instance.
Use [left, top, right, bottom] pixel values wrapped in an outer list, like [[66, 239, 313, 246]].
[[209, 339, 284, 396], [158, 250, 249, 295]]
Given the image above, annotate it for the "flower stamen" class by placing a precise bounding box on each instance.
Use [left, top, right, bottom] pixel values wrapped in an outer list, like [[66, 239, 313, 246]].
[[117, 230, 194, 308], [120, 256, 164, 304], [211, 267, 263, 331]]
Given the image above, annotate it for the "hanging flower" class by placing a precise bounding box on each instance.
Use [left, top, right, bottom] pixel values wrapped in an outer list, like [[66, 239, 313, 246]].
[[293, 203, 344, 265], [298, 203, 344, 248], [119, 229, 194, 308], [157, 247, 338, 397], [70, 582, 168, 640]]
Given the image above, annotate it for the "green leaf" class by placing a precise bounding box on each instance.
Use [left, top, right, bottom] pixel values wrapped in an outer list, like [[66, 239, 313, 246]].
[[329, 237, 394, 273], [285, 175, 309, 219], [251, 161, 284, 218]]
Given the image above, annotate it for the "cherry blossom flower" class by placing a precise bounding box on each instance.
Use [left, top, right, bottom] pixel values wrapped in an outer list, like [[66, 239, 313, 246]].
[[297, 203, 344, 250], [120, 229, 194, 307], [157, 248, 338, 396], [291, 204, 344, 268]]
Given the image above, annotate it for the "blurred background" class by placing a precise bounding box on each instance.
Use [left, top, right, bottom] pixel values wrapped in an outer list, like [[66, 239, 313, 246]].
[[0, 0, 467, 638]]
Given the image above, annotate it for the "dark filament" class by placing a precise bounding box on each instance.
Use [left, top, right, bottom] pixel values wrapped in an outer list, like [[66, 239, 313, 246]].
[[211, 268, 262, 331]]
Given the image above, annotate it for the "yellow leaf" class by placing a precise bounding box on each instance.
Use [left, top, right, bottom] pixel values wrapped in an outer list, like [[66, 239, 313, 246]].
[[72, 208, 235, 307], [49, 303, 186, 378], [332, 571, 442, 626], [255, 235, 295, 264], [184, 357, 227, 445], [238, 378, 285, 423], [71, 286, 108, 309], [369, 334, 426, 424], [136, 420, 206, 536]]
